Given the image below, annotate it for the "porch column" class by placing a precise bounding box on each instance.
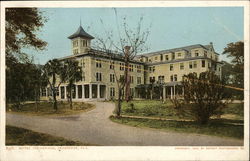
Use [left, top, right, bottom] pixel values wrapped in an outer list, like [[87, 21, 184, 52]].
[[45, 88, 48, 97], [182, 87, 184, 96], [170, 86, 173, 99], [163, 86, 166, 101], [59, 86, 61, 100], [76, 85, 78, 99], [82, 85, 85, 99], [97, 84, 100, 99], [64, 86, 67, 100], [106, 86, 108, 100], [174, 85, 176, 98], [89, 84, 92, 99]]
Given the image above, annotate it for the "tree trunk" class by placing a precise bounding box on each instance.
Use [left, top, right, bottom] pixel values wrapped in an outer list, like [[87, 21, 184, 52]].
[[69, 85, 73, 109], [124, 46, 131, 102], [53, 91, 57, 111], [117, 89, 122, 117], [35, 89, 38, 112]]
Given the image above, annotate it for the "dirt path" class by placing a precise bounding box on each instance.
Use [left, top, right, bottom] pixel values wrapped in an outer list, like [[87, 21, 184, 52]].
[[6, 102, 243, 146]]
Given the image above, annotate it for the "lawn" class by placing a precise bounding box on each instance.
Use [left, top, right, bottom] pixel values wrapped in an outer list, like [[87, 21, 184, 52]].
[[110, 116, 243, 139], [6, 125, 92, 146], [111, 100, 244, 139], [121, 100, 244, 120], [6, 101, 95, 116]]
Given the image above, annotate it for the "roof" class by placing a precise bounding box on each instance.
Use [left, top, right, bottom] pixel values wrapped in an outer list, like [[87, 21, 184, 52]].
[[58, 48, 144, 65], [68, 26, 94, 40], [139, 44, 212, 57]]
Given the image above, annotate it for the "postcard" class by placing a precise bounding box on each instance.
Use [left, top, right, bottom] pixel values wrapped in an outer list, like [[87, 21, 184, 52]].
[[0, 1, 249, 161]]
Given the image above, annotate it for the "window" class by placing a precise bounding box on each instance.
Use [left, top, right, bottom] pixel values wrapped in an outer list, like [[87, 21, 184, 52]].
[[158, 76, 164, 83], [178, 53, 182, 57], [150, 77, 155, 83], [155, 56, 158, 60], [130, 76, 134, 83], [110, 74, 115, 82], [96, 59, 102, 68], [193, 61, 197, 68], [170, 75, 173, 82], [110, 61, 114, 69], [174, 74, 177, 81], [189, 62, 193, 69], [172, 53, 175, 60], [204, 50, 207, 57], [149, 66, 155, 73], [170, 64, 173, 71], [120, 63, 124, 71], [110, 87, 115, 97], [137, 77, 141, 84], [73, 49, 78, 54], [152, 66, 155, 72], [96, 73, 102, 81], [73, 40, 78, 47], [137, 65, 141, 73], [149, 59, 152, 62], [195, 50, 199, 57], [41, 88, 46, 96], [165, 55, 169, 61], [180, 63, 184, 70], [129, 65, 134, 72], [202, 60, 205, 68], [81, 40, 87, 47], [160, 54, 163, 61]]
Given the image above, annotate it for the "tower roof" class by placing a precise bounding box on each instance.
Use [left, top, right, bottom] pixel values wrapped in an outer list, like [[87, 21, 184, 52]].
[[68, 25, 94, 40]]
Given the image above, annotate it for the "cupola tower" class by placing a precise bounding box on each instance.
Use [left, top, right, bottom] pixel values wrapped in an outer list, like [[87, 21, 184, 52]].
[[68, 25, 94, 55]]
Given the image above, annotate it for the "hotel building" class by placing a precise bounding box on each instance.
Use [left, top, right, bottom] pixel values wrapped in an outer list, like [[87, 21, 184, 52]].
[[41, 25, 222, 101]]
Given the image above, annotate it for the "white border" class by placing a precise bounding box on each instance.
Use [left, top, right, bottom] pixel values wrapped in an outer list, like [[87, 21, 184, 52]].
[[0, 1, 249, 161]]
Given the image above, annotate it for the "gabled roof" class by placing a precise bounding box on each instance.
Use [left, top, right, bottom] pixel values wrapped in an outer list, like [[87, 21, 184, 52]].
[[68, 26, 94, 40]]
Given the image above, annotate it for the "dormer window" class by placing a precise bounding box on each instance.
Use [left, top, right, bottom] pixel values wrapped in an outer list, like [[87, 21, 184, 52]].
[[172, 53, 175, 60], [195, 50, 199, 57], [204, 50, 207, 57], [165, 55, 169, 61]]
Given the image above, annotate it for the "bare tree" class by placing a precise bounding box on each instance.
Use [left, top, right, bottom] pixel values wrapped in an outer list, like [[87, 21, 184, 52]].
[[92, 9, 151, 103]]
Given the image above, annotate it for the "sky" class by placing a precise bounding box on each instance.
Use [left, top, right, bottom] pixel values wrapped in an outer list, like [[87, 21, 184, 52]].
[[26, 7, 244, 64]]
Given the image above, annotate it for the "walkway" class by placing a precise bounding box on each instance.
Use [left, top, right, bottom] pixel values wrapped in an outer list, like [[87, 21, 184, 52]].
[[6, 102, 243, 146]]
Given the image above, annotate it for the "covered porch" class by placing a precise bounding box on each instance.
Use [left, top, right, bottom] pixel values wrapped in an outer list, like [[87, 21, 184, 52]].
[[135, 82, 184, 100], [58, 83, 107, 101]]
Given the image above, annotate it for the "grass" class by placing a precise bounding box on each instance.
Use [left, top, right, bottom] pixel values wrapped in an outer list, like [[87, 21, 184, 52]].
[[121, 100, 180, 119], [6, 101, 95, 116], [6, 125, 92, 146], [111, 100, 244, 139], [121, 100, 244, 120], [110, 116, 244, 139]]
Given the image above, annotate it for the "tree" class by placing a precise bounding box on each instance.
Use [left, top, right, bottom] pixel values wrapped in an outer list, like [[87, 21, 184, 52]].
[[6, 8, 47, 62], [93, 9, 150, 102], [43, 59, 65, 111], [149, 77, 155, 100], [176, 72, 228, 124], [222, 41, 244, 88], [63, 59, 82, 109], [6, 57, 45, 109]]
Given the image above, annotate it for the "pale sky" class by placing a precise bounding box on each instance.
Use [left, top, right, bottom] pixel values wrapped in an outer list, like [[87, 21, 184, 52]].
[[24, 7, 243, 64]]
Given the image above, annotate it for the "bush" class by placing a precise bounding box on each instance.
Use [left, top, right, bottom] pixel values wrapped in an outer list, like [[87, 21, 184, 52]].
[[124, 103, 136, 113]]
